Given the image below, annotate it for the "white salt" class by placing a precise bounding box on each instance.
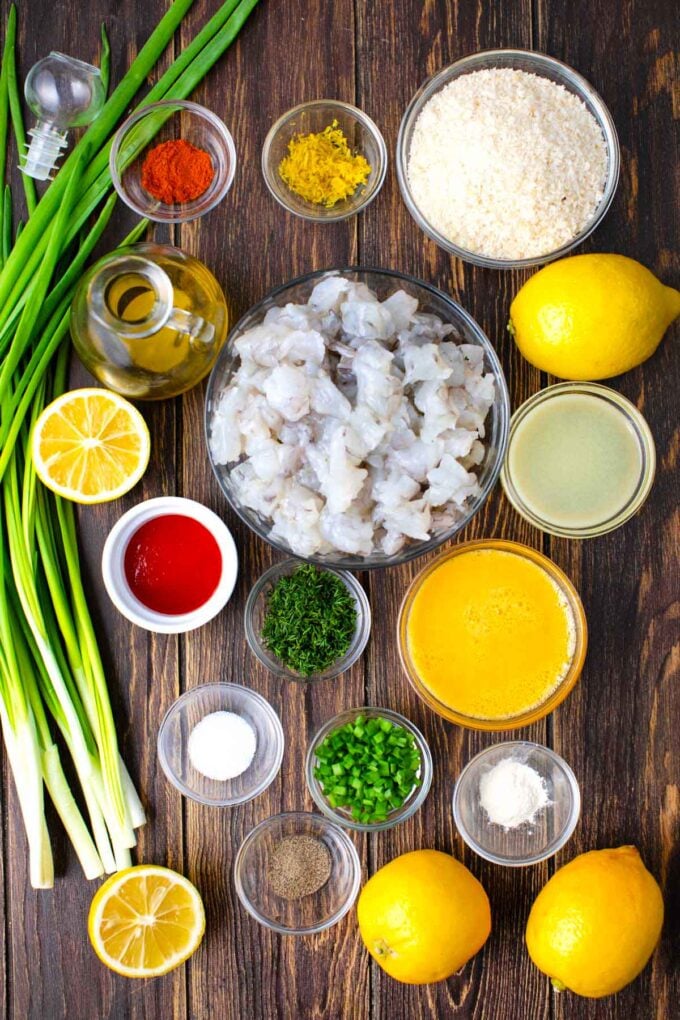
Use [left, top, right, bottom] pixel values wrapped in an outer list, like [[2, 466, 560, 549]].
[[479, 758, 549, 829], [188, 710, 256, 781]]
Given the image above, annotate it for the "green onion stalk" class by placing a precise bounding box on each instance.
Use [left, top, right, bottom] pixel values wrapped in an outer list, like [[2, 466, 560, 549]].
[[0, 0, 260, 887]]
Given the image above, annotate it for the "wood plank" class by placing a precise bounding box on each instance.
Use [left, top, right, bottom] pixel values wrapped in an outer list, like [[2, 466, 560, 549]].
[[0, 0, 677, 1018], [355, 0, 555, 1017], [535, 0, 680, 1018], [178, 2, 369, 1019], [0, 4, 186, 1019]]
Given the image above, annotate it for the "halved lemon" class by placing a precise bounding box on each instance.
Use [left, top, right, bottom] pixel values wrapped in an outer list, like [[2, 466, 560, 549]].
[[31, 388, 150, 503], [88, 865, 206, 978]]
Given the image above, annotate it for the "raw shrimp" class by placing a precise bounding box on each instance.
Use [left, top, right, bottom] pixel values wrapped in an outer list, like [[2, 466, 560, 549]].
[[208, 273, 495, 558]]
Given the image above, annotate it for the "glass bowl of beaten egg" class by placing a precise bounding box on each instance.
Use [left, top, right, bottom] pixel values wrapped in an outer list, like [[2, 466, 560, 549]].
[[397, 539, 588, 731], [261, 100, 388, 221]]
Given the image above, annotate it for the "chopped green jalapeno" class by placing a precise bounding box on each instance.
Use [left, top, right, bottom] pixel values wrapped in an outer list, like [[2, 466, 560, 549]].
[[313, 714, 422, 824]]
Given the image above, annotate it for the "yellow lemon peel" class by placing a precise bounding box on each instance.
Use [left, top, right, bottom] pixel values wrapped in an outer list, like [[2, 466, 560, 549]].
[[278, 119, 371, 208]]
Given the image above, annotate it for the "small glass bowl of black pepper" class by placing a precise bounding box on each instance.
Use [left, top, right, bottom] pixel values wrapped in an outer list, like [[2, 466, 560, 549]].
[[306, 707, 433, 832], [244, 559, 371, 682], [233, 811, 361, 935]]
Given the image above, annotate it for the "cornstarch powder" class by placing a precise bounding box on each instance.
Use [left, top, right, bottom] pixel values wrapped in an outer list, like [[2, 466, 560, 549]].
[[479, 758, 549, 829]]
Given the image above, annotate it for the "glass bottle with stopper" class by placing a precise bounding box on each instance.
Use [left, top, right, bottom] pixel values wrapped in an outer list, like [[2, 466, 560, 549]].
[[70, 243, 229, 400], [21, 52, 105, 181]]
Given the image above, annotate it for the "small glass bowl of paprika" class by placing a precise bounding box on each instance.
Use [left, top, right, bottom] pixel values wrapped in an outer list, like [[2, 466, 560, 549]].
[[110, 100, 237, 223], [101, 496, 238, 633]]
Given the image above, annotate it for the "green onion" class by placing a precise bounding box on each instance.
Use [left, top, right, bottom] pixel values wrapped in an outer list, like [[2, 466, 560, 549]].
[[0, 0, 259, 887], [0, 26, 10, 255], [4, 6, 36, 215], [2, 185, 11, 264], [100, 24, 111, 97], [0, 195, 124, 477], [261, 564, 358, 676], [0, 531, 53, 888], [314, 715, 422, 824]]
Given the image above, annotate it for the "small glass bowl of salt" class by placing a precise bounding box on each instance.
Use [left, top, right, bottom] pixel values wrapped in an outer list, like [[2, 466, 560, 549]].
[[158, 683, 284, 806], [452, 741, 580, 866]]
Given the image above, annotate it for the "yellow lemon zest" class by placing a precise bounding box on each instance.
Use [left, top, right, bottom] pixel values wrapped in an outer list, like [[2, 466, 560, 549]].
[[278, 119, 371, 207]]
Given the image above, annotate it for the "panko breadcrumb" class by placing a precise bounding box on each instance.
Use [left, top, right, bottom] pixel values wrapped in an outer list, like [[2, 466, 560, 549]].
[[407, 68, 609, 260]]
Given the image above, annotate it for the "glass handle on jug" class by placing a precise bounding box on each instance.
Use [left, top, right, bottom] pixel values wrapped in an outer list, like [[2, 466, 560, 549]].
[[166, 307, 215, 348]]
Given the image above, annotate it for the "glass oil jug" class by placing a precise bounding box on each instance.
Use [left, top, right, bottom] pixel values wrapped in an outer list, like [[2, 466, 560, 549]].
[[70, 243, 228, 399]]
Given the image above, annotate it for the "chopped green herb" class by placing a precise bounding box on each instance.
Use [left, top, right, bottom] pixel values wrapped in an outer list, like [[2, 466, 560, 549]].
[[313, 714, 422, 824], [261, 563, 357, 676]]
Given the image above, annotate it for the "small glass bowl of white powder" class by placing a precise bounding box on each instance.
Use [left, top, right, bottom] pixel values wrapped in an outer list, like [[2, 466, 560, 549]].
[[452, 741, 580, 866], [158, 683, 284, 806], [397, 49, 620, 268]]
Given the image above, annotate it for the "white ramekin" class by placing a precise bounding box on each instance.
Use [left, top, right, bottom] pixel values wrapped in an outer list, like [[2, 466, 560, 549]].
[[101, 496, 238, 633]]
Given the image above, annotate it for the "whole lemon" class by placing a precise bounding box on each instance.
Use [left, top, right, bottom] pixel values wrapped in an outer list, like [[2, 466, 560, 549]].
[[357, 849, 491, 984], [526, 846, 664, 998], [509, 253, 680, 379]]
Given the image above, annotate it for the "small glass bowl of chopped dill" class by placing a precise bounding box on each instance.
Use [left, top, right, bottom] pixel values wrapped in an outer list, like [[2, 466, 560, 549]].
[[262, 99, 388, 222], [245, 560, 371, 682], [306, 707, 433, 832]]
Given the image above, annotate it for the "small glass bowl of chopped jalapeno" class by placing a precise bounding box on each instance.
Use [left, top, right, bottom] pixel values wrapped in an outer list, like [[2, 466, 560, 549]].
[[306, 707, 433, 832], [245, 560, 371, 682]]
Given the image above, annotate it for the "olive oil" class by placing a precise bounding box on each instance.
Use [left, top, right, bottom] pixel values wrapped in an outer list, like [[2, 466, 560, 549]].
[[71, 243, 228, 400]]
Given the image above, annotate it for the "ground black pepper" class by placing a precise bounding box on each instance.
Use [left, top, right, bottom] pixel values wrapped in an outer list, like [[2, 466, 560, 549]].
[[267, 835, 332, 899]]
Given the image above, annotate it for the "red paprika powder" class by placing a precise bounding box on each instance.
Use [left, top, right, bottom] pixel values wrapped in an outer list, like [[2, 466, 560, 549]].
[[141, 139, 215, 204]]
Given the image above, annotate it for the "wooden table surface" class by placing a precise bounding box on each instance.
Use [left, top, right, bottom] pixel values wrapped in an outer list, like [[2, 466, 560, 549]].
[[1, 1, 678, 1018]]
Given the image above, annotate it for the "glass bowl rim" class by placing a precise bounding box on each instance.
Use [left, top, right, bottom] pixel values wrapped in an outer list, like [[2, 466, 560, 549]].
[[233, 810, 362, 934], [397, 538, 588, 731], [156, 681, 285, 806], [109, 99, 237, 223], [396, 47, 621, 269], [500, 381, 657, 538], [204, 265, 511, 570], [305, 705, 433, 831], [261, 99, 388, 222], [244, 559, 371, 682], [452, 739, 582, 866]]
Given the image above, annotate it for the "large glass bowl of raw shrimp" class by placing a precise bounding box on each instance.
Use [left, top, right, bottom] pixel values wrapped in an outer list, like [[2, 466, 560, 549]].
[[205, 268, 510, 570]]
